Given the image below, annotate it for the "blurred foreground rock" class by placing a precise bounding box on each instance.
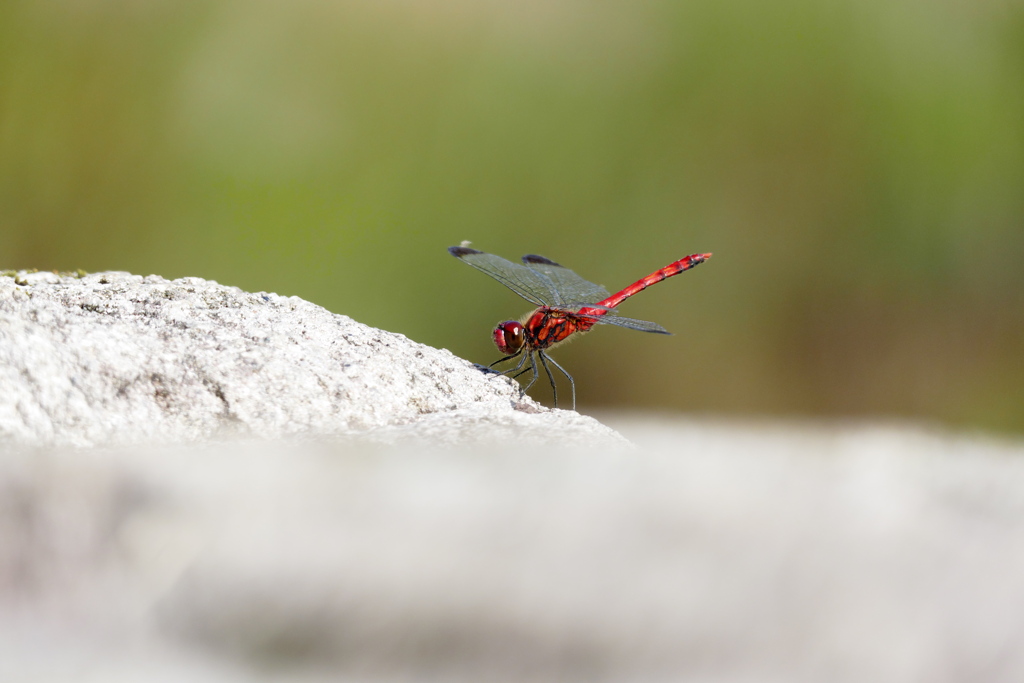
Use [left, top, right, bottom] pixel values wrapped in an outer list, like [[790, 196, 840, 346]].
[[0, 270, 619, 447], [2, 421, 1024, 682]]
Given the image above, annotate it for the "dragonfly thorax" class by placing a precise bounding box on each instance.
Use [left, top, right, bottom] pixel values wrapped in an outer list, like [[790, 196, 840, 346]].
[[493, 320, 525, 355]]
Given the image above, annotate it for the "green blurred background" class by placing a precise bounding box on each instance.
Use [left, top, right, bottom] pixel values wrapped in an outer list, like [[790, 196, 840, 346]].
[[2, 0, 1022, 432]]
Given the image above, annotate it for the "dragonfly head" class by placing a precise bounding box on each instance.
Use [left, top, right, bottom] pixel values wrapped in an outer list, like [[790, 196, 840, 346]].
[[493, 320, 525, 355]]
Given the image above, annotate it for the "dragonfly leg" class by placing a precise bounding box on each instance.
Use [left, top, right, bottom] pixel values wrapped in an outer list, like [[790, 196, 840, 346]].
[[489, 351, 533, 400], [490, 351, 528, 378], [542, 353, 575, 411], [489, 353, 521, 369], [537, 351, 559, 408], [520, 352, 540, 396], [511, 365, 533, 380]]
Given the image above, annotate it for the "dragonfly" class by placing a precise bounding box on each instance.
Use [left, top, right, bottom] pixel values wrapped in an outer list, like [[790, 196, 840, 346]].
[[449, 244, 711, 410]]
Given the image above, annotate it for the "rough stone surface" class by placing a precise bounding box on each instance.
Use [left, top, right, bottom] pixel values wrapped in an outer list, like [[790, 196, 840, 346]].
[[0, 271, 621, 448]]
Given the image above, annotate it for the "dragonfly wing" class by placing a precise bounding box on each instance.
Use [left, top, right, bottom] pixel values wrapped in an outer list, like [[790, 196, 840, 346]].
[[521, 255, 611, 307], [449, 246, 558, 306], [587, 314, 671, 334]]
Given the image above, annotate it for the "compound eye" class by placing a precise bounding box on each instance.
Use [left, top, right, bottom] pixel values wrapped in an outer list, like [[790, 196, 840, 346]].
[[493, 321, 525, 355]]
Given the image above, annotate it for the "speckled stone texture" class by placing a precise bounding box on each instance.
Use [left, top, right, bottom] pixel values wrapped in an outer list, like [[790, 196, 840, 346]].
[[0, 270, 622, 448]]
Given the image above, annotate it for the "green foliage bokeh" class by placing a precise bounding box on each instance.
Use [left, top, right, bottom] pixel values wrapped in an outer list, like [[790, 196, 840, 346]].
[[2, 0, 1023, 431]]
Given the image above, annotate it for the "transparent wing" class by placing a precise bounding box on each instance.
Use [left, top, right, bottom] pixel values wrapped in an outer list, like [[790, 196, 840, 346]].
[[521, 255, 611, 307], [449, 246, 558, 306], [587, 314, 671, 334]]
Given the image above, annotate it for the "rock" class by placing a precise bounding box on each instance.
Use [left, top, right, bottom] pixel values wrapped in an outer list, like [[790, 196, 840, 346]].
[[2, 421, 1024, 681], [6, 271, 1024, 682], [0, 271, 622, 448]]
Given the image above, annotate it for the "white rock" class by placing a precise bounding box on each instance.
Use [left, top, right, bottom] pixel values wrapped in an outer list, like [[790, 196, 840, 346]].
[[0, 271, 621, 448], [5, 272, 1024, 682], [2, 421, 1024, 681]]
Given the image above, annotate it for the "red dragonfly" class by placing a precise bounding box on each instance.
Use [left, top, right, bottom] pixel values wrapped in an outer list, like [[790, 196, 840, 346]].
[[449, 244, 711, 409]]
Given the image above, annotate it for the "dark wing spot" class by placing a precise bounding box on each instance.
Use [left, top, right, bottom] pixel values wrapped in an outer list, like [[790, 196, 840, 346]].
[[448, 246, 484, 258], [522, 254, 563, 267]]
